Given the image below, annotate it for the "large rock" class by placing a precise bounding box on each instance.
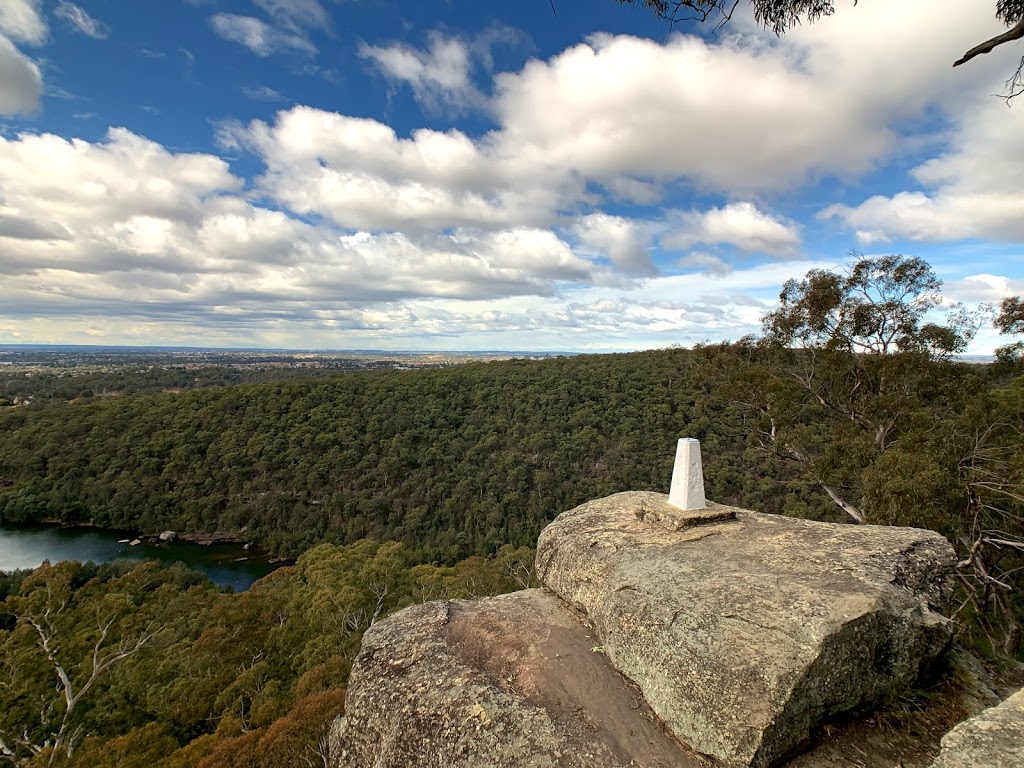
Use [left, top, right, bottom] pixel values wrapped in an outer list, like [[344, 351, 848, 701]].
[[929, 687, 1024, 768], [536, 492, 956, 768], [328, 589, 703, 768]]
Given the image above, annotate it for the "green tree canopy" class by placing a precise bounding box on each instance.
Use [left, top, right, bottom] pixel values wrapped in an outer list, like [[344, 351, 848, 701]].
[[995, 296, 1024, 367], [761, 255, 970, 356]]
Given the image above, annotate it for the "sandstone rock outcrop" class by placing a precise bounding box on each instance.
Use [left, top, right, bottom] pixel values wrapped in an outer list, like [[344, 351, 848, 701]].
[[328, 589, 701, 768], [929, 687, 1024, 768], [331, 491, 959, 768], [537, 492, 956, 768]]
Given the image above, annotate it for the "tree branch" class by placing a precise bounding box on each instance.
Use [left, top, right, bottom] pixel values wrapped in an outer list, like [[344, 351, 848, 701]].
[[954, 18, 1024, 67]]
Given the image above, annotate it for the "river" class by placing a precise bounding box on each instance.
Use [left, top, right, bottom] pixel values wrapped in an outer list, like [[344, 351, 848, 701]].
[[0, 524, 283, 591]]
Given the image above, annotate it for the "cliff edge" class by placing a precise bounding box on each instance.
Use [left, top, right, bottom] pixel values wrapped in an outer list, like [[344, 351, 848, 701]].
[[329, 491, 975, 767]]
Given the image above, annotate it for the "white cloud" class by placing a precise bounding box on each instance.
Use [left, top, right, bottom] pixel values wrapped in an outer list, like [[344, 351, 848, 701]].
[[945, 274, 1024, 304], [0, 117, 989, 351], [1, 0, 1021, 351], [663, 203, 800, 256], [253, 0, 328, 31], [489, 1, 1010, 196], [0, 33, 42, 115], [821, 97, 1024, 244], [0, 128, 241, 222], [224, 4, 1023, 240], [54, 2, 110, 39], [0, 0, 46, 45], [358, 26, 530, 114], [359, 33, 480, 113], [678, 251, 733, 277], [242, 85, 287, 101], [572, 213, 656, 275], [381, 260, 831, 350], [491, 33, 859, 194], [210, 13, 316, 57], [0, 0, 44, 115], [222, 106, 575, 232], [0, 129, 626, 345]]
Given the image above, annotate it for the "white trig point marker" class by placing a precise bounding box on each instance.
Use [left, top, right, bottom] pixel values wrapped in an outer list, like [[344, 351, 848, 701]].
[[668, 438, 706, 510]]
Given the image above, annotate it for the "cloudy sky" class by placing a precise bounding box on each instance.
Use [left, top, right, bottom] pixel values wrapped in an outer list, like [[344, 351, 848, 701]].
[[0, 0, 1021, 351]]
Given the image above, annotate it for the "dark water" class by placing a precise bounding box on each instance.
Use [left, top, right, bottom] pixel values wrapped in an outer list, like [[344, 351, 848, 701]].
[[0, 525, 282, 591]]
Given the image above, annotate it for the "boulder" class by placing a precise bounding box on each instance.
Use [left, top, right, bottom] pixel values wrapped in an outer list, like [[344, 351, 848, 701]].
[[328, 589, 703, 768], [159, 530, 177, 542], [536, 492, 956, 768], [929, 687, 1024, 768]]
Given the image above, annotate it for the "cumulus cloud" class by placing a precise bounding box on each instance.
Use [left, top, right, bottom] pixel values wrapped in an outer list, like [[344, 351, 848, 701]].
[[678, 251, 733, 277], [225, 3, 1020, 241], [489, 1, 1008, 196], [663, 203, 800, 256], [820, 98, 1024, 244], [0, 0, 44, 115], [54, 2, 110, 39], [0, 117, 851, 349], [0, 33, 42, 115], [945, 274, 1024, 304], [572, 213, 656, 275], [220, 106, 575, 232], [388, 260, 825, 349], [2, 0, 1021, 351], [358, 26, 528, 114], [0, 0, 46, 45], [0, 129, 626, 344], [211, 13, 316, 57], [359, 33, 481, 113]]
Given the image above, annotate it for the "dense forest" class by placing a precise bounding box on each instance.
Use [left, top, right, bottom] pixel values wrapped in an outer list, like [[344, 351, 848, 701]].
[[0, 543, 534, 767], [0, 349, 725, 559], [0, 256, 1022, 766]]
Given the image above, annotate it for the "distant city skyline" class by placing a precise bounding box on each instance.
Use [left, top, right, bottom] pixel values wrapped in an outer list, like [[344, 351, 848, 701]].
[[0, 0, 1021, 353]]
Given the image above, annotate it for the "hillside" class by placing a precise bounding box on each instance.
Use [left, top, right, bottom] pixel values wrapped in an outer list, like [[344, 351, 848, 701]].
[[0, 349, 814, 560]]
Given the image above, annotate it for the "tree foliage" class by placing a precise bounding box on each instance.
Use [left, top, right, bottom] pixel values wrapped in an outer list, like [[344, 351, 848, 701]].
[[617, 0, 834, 34], [747, 256, 1022, 652], [0, 351, 739, 561], [738, 255, 980, 524], [762, 255, 967, 356], [995, 296, 1024, 368], [0, 544, 534, 767]]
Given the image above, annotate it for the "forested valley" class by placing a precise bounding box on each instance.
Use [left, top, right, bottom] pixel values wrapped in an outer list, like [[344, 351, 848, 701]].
[[1, 257, 1022, 766]]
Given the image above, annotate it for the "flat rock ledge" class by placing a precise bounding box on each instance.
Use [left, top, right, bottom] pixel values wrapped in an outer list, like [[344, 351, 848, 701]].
[[327, 589, 706, 768], [929, 687, 1024, 768], [536, 492, 957, 768]]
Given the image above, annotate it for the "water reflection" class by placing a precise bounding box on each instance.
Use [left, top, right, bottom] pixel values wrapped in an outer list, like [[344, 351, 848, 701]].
[[0, 525, 282, 591]]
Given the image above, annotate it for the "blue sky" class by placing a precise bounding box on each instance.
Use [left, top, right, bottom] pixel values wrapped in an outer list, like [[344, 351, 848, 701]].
[[0, 0, 1021, 352]]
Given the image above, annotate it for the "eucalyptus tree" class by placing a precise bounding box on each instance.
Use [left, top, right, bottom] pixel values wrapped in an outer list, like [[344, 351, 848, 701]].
[[702, 254, 1021, 654], [995, 295, 1024, 366], [736, 254, 979, 524], [0, 563, 170, 765]]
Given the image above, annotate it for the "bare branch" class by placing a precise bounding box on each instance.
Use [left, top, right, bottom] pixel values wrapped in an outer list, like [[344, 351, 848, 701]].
[[954, 18, 1024, 67]]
